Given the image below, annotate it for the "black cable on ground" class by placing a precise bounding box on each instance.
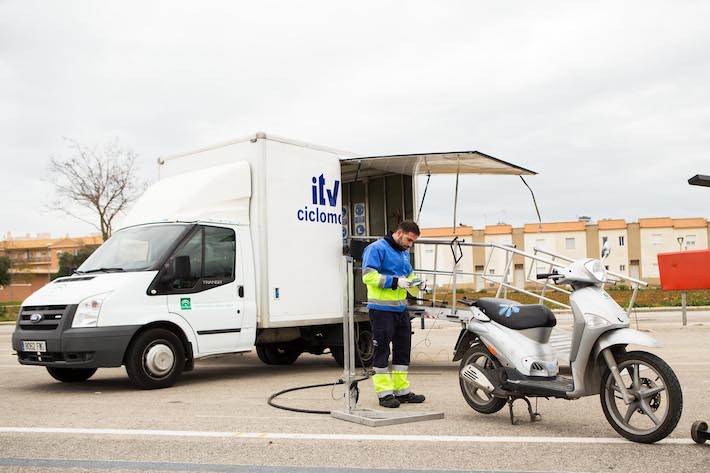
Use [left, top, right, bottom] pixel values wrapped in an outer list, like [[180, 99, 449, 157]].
[[268, 380, 345, 414], [268, 375, 372, 415]]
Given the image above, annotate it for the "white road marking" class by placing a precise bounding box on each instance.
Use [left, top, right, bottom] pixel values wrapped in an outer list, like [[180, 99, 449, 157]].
[[0, 426, 695, 445]]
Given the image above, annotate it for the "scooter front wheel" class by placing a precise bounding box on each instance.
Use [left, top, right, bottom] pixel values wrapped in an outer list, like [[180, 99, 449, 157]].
[[600, 351, 683, 443], [459, 345, 507, 414]]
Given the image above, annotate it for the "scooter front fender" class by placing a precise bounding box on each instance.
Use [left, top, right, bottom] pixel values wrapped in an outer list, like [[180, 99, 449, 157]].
[[593, 328, 661, 360]]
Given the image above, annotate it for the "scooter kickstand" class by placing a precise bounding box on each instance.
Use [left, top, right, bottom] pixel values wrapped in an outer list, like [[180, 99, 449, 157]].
[[507, 397, 518, 425], [508, 396, 541, 425]]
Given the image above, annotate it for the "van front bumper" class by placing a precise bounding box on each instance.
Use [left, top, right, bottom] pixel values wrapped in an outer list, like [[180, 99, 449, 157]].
[[12, 305, 141, 368]]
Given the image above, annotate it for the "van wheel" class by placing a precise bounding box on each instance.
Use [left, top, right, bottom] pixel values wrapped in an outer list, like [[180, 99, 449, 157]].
[[330, 322, 374, 368], [125, 329, 185, 389], [257, 344, 301, 365], [46, 367, 97, 383]]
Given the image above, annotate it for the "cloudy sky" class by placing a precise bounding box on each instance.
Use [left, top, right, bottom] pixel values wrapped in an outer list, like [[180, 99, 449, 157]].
[[1, 1, 709, 239]]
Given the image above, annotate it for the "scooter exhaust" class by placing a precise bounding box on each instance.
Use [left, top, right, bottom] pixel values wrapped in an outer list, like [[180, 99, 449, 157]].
[[460, 364, 497, 394]]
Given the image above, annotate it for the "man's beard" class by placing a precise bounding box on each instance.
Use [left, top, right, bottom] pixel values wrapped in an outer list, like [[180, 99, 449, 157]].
[[394, 236, 408, 251]]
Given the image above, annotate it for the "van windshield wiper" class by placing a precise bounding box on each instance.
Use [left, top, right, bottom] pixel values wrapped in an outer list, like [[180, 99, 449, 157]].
[[82, 267, 125, 274]]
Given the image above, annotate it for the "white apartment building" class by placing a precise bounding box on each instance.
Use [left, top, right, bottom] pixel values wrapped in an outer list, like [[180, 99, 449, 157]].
[[418, 217, 709, 290], [639, 218, 708, 281], [598, 219, 632, 278], [523, 222, 588, 285]]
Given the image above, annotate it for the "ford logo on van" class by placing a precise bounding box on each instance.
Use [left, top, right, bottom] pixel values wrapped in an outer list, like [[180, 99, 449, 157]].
[[30, 313, 43, 323]]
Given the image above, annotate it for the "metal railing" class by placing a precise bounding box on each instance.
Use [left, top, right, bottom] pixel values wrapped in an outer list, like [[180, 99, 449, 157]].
[[350, 237, 648, 317], [480, 243, 648, 314]]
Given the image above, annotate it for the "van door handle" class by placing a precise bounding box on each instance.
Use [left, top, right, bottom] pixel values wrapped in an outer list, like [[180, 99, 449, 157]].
[[238, 286, 244, 298]]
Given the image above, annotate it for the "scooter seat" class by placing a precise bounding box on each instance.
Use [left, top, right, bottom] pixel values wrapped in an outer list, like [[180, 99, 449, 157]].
[[474, 298, 556, 330]]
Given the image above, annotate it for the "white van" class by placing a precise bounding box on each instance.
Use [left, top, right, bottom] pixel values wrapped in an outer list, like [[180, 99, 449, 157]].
[[12, 132, 534, 388]]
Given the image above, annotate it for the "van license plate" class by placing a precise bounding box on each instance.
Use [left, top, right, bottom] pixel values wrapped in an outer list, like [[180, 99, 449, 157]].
[[22, 341, 47, 352]]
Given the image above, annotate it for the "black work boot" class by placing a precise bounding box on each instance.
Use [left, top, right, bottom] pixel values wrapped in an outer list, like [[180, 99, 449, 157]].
[[378, 395, 401, 408], [396, 392, 426, 403]]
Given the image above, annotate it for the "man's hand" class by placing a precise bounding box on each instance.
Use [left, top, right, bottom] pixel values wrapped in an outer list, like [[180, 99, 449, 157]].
[[397, 278, 413, 289], [416, 279, 427, 291]]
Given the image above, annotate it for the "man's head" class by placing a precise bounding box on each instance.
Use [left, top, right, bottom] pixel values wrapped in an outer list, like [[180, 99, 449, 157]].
[[393, 220, 420, 250]]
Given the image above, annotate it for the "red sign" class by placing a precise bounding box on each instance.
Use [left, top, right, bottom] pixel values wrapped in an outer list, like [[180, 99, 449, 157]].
[[657, 250, 710, 290]]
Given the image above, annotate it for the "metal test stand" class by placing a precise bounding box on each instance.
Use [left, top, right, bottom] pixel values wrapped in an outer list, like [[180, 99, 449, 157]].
[[330, 257, 444, 427]]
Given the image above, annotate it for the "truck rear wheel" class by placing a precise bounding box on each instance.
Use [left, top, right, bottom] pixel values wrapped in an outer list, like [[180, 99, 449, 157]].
[[330, 321, 374, 368], [125, 328, 185, 389], [46, 367, 97, 383], [256, 344, 301, 365]]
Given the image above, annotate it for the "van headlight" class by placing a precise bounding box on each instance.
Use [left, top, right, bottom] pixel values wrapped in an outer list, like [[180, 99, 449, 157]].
[[72, 292, 112, 328], [583, 259, 607, 283]]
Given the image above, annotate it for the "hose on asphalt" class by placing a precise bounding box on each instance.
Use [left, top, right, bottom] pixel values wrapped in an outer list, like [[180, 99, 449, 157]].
[[267, 374, 371, 415]]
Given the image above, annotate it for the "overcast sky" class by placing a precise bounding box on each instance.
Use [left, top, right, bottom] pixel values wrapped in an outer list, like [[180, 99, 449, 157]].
[[1, 1, 709, 239]]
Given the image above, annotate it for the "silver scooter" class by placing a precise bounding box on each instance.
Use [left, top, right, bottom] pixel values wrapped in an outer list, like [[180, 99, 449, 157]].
[[455, 242, 683, 443]]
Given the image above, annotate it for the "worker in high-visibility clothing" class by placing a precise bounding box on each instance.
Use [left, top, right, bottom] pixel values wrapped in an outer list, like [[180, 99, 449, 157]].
[[362, 219, 427, 408]]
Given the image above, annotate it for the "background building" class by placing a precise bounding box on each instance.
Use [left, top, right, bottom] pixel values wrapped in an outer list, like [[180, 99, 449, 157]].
[[418, 217, 709, 290], [0, 234, 102, 303]]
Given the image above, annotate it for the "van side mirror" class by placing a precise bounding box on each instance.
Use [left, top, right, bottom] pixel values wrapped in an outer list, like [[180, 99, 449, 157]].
[[601, 241, 611, 259]]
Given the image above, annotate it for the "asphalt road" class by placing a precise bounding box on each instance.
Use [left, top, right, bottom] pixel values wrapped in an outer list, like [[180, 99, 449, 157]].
[[1, 310, 709, 473]]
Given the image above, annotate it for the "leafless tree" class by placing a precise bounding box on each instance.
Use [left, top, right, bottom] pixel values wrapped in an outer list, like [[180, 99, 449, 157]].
[[45, 139, 145, 240]]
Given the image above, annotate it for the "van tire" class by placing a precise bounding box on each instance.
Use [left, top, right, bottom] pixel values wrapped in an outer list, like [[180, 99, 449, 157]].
[[125, 328, 185, 389], [46, 367, 97, 383], [257, 344, 301, 365], [330, 321, 374, 368]]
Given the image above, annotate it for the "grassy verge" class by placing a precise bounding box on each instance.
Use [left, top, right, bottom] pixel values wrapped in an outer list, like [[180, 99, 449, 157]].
[[0, 302, 21, 322], [426, 288, 710, 309]]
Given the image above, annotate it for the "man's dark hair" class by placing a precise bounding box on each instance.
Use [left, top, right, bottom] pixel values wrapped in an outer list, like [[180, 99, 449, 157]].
[[397, 220, 420, 236]]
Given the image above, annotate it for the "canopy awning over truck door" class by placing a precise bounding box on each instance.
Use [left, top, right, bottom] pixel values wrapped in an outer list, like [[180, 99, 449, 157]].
[[340, 151, 536, 183]]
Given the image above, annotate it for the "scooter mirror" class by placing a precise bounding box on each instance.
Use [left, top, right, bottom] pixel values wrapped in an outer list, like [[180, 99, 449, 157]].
[[601, 240, 612, 259]]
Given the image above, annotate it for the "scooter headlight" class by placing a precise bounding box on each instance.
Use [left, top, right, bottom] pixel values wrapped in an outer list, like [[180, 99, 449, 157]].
[[72, 292, 112, 328], [584, 313, 611, 329], [583, 259, 607, 283]]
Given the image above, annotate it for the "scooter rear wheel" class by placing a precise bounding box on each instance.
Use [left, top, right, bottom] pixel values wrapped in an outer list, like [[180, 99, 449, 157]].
[[600, 350, 683, 443], [459, 345, 507, 414]]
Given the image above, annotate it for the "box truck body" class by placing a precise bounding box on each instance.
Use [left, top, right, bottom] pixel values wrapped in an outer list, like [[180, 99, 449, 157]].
[[12, 132, 535, 388]]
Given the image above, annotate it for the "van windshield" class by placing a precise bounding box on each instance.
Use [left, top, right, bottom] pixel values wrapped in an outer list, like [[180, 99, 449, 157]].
[[78, 224, 191, 273]]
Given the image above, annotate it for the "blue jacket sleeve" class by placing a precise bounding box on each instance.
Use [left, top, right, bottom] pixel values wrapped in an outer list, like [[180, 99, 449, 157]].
[[362, 245, 394, 289]]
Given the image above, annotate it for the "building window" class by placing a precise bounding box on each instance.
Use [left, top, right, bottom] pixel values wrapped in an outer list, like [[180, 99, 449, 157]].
[[424, 249, 434, 254], [619, 236, 625, 246], [602, 236, 608, 245], [686, 235, 696, 248], [652, 234, 663, 247], [565, 238, 575, 250], [489, 269, 495, 275], [620, 264, 626, 271]]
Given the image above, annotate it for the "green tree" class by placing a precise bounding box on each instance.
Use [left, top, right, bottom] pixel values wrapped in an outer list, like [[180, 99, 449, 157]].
[[0, 256, 10, 287], [53, 247, 98, 279]]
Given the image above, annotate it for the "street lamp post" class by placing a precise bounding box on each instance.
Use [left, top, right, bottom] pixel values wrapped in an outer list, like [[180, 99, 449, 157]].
[[675, 236, 687, 325]]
